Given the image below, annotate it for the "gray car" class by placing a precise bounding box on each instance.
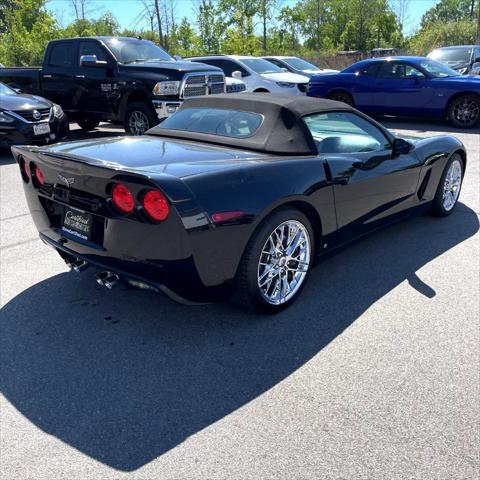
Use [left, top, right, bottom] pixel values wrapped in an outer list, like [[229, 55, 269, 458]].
[[427, 45, 480, 75]]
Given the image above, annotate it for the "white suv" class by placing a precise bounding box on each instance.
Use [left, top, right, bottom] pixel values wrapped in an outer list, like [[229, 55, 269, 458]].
[[187, 55, 310, 95]]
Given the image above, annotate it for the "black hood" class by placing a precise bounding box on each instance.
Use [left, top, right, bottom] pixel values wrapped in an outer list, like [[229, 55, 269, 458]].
[[119, 60, 222, 74], [0, 93, 52, 112]]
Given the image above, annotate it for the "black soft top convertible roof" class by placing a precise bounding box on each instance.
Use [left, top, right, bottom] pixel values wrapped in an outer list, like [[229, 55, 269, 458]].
[[147, 93, 354, 155]]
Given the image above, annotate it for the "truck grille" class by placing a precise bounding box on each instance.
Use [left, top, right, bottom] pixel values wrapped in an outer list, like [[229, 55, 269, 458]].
[[13, 107, 51, 122], [182, 73, 225, 98]]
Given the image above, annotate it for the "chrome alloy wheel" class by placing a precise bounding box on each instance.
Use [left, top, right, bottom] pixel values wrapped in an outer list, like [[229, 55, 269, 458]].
[[257, 220, 311, 305], [443, 158, 462, 211], [452, 98, 480, 126], [129, 111, 150, 135]]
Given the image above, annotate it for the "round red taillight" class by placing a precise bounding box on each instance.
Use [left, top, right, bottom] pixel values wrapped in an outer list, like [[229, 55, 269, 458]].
[[143, 189, 169, 221], [112, 183, 135, 214], [33, 164, 45, 186], [19, 157, 30, 182]]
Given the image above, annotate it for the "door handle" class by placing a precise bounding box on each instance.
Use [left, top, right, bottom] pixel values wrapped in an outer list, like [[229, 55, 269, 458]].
[[333, 176, 349, 185], [75, 74, 85, 79], [42, 74, 52, 78]]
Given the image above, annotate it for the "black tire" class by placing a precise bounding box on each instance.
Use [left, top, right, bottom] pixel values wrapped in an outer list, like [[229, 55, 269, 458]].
[[327, 90, 354, 106], [430, 153, 464, 217], [77, 119, 99, 131], [235, 208, 315, 314], [448, 94, 480, 128], [124, 101, 158, 135]]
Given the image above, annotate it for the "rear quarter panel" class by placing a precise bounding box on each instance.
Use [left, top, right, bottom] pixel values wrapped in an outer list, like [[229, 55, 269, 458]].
[[182, 156, 336, 281]]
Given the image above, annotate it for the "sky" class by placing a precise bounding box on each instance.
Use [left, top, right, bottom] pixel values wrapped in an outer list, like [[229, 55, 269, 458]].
[[46, 0, 439, 36]]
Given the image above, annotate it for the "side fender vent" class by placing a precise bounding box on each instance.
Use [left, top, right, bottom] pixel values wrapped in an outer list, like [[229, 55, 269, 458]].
[[417, 169, 432, 200]]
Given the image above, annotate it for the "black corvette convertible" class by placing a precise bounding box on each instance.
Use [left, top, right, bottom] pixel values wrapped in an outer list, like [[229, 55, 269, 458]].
[[12, 94, 466, 312]]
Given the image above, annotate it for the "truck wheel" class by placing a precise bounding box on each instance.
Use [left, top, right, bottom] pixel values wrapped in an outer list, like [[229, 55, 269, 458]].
[[77, 119, 99, 131], [124, 102, 158, 135]]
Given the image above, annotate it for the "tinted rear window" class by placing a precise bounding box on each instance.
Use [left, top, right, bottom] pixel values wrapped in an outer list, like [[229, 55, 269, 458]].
[[158, 108, 263, 138], [48, 43, 74, 67]]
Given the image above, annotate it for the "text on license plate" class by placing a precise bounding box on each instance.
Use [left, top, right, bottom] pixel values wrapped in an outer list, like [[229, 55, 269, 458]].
[[33, 123, 50, 135], [62, 208, 92, 240]]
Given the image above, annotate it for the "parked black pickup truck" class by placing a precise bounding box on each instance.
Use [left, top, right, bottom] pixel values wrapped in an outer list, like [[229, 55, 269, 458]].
[[0, 36, 226, 134]]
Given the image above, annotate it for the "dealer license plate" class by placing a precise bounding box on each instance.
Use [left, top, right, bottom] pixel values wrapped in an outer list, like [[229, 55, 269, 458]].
[[62, 208, 92, 240], [33, 123, 50, 136]]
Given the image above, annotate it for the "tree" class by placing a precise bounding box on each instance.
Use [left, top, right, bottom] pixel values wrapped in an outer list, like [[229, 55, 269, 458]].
[[169, 17, 200, 56], [409, 19, 478, 54], [196, 0, 224, 53], [258, 0, 278, 52], [421, 0, 478, 27], [0, 0, 58, 66]]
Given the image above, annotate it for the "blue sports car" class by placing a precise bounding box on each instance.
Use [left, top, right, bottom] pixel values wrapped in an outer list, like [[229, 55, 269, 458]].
[[307, 56, 480, 128]]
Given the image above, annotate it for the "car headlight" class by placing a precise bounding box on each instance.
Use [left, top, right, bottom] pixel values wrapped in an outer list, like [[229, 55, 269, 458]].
[[153, 81, 180, 96], [53, 103, 63, 117], [276, 82, 295, 88], [457, 67, 468, 74], [0, 111, 14, 123]]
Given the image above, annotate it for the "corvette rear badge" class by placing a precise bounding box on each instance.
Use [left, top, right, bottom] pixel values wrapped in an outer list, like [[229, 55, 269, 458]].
[[58, 173, 75, 187]]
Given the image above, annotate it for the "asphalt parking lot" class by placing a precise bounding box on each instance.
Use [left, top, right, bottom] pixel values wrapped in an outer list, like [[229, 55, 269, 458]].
[[1, 119, 479, 480]]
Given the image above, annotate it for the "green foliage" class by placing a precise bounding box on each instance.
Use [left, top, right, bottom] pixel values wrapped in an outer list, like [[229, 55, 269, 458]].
[[0, 0, 477, 68], [409, 19, 478, 55], [420, 0, 478, 27], [0, 0, 59, 66]]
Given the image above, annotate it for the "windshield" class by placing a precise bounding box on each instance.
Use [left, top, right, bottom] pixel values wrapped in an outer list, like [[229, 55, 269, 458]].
[[420, 59, 461, 77], [428, 48, 471, 64], [103, 38, 173, 63], [241, 58, 283, 74], [283, 57, 320, 71], [0, 83, 16, 95], [158, 108, 263, 138]]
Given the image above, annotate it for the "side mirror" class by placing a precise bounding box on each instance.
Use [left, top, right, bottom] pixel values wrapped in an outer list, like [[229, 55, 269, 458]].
[[392, 138, 413, 157], [281, 67, 289, 73], [80, 54, 107, 68], [232, 70, 242, 80], [13, 87, 22, 94], [173, 55, 182, 61]]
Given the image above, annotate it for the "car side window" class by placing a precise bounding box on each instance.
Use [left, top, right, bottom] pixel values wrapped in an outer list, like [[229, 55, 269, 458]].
[[266, 58, 283, 68], [78, 41, 108, 64], [303, 111, 391, 154], [378, 62, 424, 79], [359, 63, 381, 77], [221, 60, 250, 77], [48, 43, 74, 67]]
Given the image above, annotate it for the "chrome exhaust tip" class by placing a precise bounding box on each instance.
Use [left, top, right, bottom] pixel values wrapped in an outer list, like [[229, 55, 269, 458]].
[[96, 271, 119, 289], [67, 258, 89, 272]]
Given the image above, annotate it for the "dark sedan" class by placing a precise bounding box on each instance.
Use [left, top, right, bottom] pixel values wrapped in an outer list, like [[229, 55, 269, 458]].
[[0, 82, 68, 148], [427, 45, 480, 75], [307, 57, 480, 128], [12, 94, 466, 313]]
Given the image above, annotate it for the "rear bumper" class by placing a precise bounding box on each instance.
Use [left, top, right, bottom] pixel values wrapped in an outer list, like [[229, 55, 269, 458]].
[[40, 233, 224, 304]]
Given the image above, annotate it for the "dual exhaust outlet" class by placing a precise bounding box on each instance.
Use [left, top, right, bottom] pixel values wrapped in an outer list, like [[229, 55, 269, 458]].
[[65, 258, 119, 289]]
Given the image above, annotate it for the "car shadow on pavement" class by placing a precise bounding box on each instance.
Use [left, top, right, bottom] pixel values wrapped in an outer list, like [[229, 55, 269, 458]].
[[1, 204, 478, 471]]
